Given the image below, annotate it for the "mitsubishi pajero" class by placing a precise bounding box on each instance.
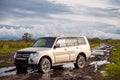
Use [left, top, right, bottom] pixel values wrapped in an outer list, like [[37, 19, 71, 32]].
[[14, 35, 91, 73]]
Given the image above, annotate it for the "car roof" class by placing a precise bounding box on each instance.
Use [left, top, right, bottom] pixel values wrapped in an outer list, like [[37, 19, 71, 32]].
[[39, 35, 85, 38]]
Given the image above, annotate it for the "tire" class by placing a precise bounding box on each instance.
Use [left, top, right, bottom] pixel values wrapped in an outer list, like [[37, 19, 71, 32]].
[[38, 58, 51, 73], [74, 55, 86, 68], [16, 65, 27, 73]]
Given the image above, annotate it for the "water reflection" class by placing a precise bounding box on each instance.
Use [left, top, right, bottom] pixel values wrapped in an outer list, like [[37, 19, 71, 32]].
[[25, 65, 78, 80], [0, 64, 87, 79], [0, 66, 16, 76], [0, 63, 75, 78]]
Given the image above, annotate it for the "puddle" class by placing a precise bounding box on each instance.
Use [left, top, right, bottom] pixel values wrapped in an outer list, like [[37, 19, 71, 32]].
[[62, 63, 75, 70], [89, 60, 110, 72], [0, 66, 38, 77], [89, 44, 112, 72], [89, 60, 110, 66], [0, 66, 16, 76], [92, 50, 105, 55]]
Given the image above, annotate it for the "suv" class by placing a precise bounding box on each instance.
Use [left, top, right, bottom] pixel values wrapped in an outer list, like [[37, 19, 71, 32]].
[[14, 35, 91, 73]]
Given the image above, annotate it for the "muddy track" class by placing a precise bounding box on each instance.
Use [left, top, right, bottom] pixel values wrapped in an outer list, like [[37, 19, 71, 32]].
[[0, 44, 114, 80], [0, 54, 14, 63]]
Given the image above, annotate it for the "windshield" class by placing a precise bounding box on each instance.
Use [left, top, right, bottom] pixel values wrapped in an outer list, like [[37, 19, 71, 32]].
[[32, 37, 56, 48]]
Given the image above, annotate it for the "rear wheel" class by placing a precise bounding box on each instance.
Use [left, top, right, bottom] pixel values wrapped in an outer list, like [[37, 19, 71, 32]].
[[74, 55, 86, 68], [38, 58, 51, 73]]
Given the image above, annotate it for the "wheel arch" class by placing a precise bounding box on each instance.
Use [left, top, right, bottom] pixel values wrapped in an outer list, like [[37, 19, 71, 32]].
[[39, 55, 52, 67], [77, 52, 87, 61]]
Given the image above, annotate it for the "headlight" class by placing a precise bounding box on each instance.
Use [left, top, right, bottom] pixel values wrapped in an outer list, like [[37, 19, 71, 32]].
[[29, 53, 38, 59]]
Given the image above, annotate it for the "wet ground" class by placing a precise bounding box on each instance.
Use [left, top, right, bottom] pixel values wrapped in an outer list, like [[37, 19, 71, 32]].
[[0, 44, 114, 80]]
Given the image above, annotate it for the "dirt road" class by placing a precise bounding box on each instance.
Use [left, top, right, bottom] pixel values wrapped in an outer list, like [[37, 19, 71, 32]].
[[0, 44, 113, 80]]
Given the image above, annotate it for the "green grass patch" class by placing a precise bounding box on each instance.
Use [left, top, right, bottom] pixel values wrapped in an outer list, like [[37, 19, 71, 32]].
[[0, 48, 18, 55], [89, 38, 104, 48], [0, 40, 34, 55], [0, 60, 14, 68], [103, 40, 120, 80]]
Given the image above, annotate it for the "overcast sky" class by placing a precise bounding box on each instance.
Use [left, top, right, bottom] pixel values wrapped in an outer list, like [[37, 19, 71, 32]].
[[0, 0, 120, 40]]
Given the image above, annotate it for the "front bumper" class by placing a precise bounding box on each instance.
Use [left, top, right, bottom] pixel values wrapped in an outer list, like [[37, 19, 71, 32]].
[[14, 51, 40, 66], [14, 58, 38, 67]]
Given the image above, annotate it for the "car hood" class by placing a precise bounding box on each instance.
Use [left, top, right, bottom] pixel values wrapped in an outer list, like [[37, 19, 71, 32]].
[[18, 47, 51, 52]]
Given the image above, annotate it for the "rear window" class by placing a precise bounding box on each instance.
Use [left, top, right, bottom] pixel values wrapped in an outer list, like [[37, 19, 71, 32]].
[[78, 37, 86, 45], [66, 37, 78, 47]]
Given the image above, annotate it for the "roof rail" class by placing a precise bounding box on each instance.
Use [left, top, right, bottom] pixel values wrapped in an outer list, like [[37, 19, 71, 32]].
[[60, 34, 83, 37], [43, 34, 84, 37]]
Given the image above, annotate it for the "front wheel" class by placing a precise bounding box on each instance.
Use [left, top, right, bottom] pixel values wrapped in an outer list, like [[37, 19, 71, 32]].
[[38, 58, 51, 73], [74, 55, 86, 68]]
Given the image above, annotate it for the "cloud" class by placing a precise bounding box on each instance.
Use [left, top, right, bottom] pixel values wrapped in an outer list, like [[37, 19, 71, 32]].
[[49, 0, 111, 8], [0, 0, 120, 39], [49, 0, 120, 26], [107, 0, 120, 8], [0, 26, 32, 40], [0, 24, 33, 29], [0, 22, 120, 40], [0, 0, 70, 21]]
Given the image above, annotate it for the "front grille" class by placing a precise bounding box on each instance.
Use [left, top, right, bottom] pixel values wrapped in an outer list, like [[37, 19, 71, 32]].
[[15, 51, 35, 65], [16, 53, 29, 58], [16, 51, 31, 58], [15, 52, 30, 65]]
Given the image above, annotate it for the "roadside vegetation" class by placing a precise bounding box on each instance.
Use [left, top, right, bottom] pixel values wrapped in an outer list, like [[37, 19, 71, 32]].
[[103, 40, 120, 80], [90, 38, 120, 80], [0, 37, 120, 80], [0, 40, 34, 55], [0, 32, 33, 55]]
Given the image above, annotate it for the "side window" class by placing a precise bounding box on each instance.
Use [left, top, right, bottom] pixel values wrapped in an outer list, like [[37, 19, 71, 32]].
[[78, 37, 86, 45], [56, 38, 66, 47], [66, 37, 78, 47]]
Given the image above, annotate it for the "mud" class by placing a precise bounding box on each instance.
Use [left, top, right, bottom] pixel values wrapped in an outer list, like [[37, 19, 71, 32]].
[[0, 44, 114, 80], [0, 54, 13, 63]]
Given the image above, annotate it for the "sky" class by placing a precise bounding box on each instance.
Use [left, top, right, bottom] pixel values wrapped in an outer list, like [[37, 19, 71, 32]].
[[0, 0, 120, 40]]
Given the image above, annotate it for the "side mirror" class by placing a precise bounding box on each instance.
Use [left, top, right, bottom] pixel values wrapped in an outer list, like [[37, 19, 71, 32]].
[[54, 44, 60, 49]]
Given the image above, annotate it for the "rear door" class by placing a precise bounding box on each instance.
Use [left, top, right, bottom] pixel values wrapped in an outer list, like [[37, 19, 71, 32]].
[[66, 37, 78, 61]]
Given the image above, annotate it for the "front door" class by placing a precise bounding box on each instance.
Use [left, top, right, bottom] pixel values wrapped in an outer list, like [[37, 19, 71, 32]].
[[53, 38, 69, 63]]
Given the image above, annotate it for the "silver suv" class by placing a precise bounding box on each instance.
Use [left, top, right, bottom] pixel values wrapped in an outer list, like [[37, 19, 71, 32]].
[[14, 35, 91, 73]]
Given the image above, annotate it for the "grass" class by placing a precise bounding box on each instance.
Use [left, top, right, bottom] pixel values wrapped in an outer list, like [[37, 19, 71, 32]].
[[89, 38, 106, 48], [103, 40, 120, 80], [0, 61, 14, 68], [0, 40, 34, 55]]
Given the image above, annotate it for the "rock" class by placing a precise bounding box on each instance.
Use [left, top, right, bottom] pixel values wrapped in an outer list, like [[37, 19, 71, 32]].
[[83, 75, 92, 80]]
